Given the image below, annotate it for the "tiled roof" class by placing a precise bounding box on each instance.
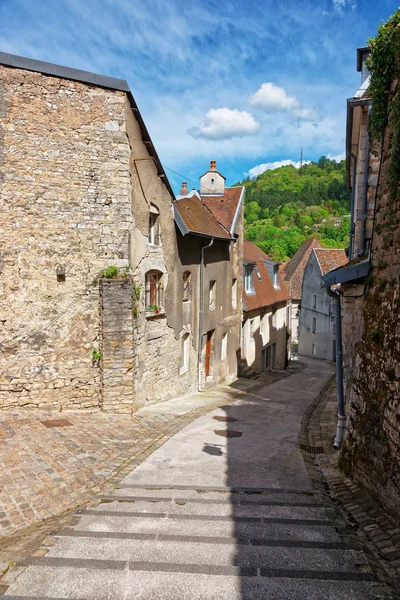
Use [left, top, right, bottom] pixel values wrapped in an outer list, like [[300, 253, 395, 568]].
[[202, 187, 243, 233], [314, 248, 348, 275], [283, 237, 321, 300], [174, 196, 231, 240], [243, 240, 289, 312]]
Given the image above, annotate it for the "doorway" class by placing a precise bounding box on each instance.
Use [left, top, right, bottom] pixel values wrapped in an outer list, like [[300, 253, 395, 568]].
[[205, 330, 214, 378]]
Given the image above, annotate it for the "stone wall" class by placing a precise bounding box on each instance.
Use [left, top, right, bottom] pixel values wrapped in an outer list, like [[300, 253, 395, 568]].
[[340, 87, 400, 518], [0, 65, 133, 410], [101, 278, 135, 413]]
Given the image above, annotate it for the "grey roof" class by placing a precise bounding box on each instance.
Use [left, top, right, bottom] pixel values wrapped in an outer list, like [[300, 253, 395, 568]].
[[0, 51, 174, 199]]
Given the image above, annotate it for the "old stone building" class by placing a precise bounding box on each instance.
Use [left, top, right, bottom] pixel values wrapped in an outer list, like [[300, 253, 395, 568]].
[[174, 162, 244, 389], [298, 248, 347, 361], [323, 45, 400, 517], [0, 53, 242, 412], [241, 240, 289, 374]]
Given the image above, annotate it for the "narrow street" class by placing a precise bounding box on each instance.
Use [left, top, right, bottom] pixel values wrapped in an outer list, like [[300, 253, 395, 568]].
[[1, 358, 385, 600]]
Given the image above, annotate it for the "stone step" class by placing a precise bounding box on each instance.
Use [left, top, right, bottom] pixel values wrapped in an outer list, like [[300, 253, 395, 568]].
[[112, 485, 322, 505], [48, 533, 361, 573], [74, 512, 343, 542], [95, 498, 332, 520], [3, 562, 378, 600]]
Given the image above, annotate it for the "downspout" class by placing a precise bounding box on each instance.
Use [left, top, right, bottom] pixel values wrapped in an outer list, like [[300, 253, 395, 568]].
[[348, 152, 357, 260], [326, 287, 345, 449], [359, 105, 371, 256], [198, 237, 214, 390]]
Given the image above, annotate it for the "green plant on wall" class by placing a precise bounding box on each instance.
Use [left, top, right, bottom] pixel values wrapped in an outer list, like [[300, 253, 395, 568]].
[[102, 265, 119, 279], [91, 349, 102, 362], [367, 8, 400, 199], [132, 282, 141, 318]]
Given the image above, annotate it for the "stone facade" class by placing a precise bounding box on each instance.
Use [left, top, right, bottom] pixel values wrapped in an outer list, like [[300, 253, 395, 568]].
[[0, 58, 200, 412], [335, 53, 400, 518]]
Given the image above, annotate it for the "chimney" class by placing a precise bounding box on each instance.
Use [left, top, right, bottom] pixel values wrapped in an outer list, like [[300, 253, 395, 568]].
[[210, 160, 217, 171], [180, 181, 188, 195]]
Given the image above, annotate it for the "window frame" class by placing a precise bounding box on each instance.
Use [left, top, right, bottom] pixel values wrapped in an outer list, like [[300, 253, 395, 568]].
[[145, 270, 163, 313], [183, 271, 191, 302], [312, 294, 317, 310], [221, 333, 228, 361], [179, 332, 190, 374], [312, 316, 317, 334], [148, 210, 160, 246], [232, 278, 237, 309], [272, 265, 280, 289], [244, 264, 254, 294], [209, 280, 216, 309]]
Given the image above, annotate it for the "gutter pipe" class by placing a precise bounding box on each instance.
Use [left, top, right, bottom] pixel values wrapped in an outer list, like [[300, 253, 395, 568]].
[[198, 237, 214, 389], [348, 152, 357, 260], [360, 104, 372, 256], [326, 286, 345, 449]]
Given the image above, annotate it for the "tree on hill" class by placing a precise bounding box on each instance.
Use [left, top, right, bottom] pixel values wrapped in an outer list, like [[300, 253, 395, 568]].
[[235, 157, 350, 261]]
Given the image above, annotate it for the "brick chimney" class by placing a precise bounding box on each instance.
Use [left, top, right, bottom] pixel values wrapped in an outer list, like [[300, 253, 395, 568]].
[[210, 160, 217, 171], [180, 181, 188, 195]]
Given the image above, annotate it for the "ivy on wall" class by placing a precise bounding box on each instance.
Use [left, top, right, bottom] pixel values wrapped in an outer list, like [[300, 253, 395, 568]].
[[367, 8, 400, 200]]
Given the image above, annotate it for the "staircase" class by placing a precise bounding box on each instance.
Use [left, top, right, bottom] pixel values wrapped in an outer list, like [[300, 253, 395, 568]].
[[4, 484, 380, 599], [238, 358, 259, 379]]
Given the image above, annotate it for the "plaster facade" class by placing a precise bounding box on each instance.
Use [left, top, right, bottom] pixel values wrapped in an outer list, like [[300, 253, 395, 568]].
[[298, 252, 336, 361], [242, 304, 287, 372]]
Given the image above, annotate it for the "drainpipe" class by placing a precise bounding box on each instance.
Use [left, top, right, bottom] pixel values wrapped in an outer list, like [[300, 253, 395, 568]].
[[348, 152, 357, 260], [359, 105, 371, 256], [326, 287, 345, 449], [198, 237, 214, 390]]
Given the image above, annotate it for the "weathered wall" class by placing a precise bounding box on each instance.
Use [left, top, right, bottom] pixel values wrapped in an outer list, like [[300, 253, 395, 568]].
[[242, 303, 287, 372], [0, 66, 133, 410], [298, 252, 335, 361], [340, 89, 400, 518], [101, 279, 135, 413]]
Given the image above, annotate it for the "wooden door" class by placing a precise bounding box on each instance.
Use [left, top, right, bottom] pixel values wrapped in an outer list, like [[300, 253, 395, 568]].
[[205, 331, 213, 378]]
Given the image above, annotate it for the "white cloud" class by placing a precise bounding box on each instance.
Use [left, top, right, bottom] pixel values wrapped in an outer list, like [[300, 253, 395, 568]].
[[332, 0, 356, 13], [188, 108, 261, 140], [246, 159, 311, 179], [327, 151, 345, 162], [248, 82, 317, 121]]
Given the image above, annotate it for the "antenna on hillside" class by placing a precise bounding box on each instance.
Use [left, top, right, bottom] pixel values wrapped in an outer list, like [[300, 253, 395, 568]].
[[300, 146, 304, 175]]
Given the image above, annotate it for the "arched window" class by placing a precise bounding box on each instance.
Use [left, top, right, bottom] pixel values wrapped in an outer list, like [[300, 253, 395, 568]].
[[145, 270, 163, 312], [183, 271, 191, 302]]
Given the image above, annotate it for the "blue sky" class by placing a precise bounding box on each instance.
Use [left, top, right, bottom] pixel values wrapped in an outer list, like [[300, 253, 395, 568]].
[[0, 0, 398, 191]]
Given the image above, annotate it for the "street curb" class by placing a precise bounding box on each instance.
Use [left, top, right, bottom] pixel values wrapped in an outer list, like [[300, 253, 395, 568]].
[[299, 377, 397, 599]]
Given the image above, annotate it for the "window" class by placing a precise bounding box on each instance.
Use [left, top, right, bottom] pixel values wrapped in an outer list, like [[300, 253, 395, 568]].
[[255, 266, 262, 280], [244, 264, 254, 293], [209, 280, 216, 309], [273, 265, 280, 289], [183, 271, 191, 302], [145, 270, 163, 312], [312, 316, 317, 334], [313, 294, 317, 310], [148, 206, 160, 246], [272, 308, 277, 330], [312, 343, 316, 356], [180, 333, 190, 374], [232, 279, 237, 309], [211, 178, 214, 184], [221, 333, 228, 360]]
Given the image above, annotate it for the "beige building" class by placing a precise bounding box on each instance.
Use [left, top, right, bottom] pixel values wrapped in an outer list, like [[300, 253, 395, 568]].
[[322, 46, 400, 517], [174, 162, 244, 389], [0, 54, 243, 412], [241, 241, 289, 374]]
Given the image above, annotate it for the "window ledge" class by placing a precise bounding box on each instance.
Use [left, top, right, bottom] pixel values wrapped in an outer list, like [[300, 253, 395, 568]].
[[146, 310, 165, 319]]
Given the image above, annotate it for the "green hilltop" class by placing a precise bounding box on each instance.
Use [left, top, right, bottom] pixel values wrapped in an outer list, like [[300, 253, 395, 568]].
[[235, 156, 351, 262]]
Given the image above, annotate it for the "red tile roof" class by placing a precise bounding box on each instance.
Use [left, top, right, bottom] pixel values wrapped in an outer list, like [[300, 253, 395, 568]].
[[283, 237, 321, 300], [174, 196, 231, 240], [202, 187, 243, 233], [243, 240, 290, 312], [314, 248, 348, 275]]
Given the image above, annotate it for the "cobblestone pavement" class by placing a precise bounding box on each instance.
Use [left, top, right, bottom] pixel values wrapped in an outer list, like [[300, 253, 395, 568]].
[[0, 367, 304, 578], [300, 376, 400, 598]]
